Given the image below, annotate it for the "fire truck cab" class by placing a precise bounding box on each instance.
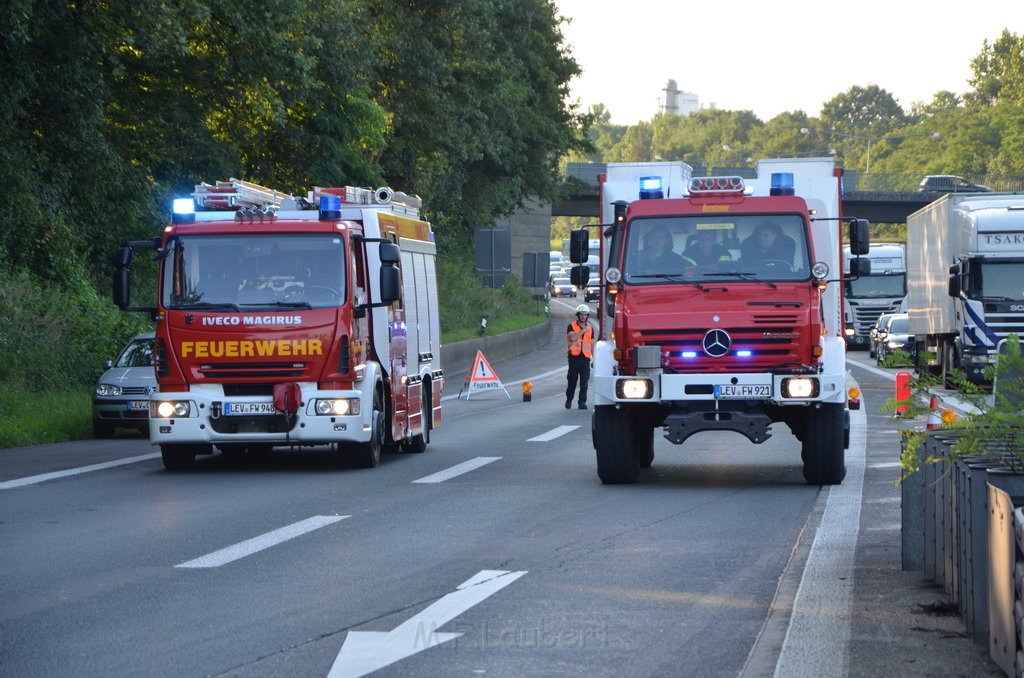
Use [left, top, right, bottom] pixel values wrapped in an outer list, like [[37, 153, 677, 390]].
[[114, 180, 443, 470], [571, 159, 867, 485]]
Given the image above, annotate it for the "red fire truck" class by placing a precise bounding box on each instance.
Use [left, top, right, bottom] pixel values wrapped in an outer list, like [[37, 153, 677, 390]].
[[114, 179, 443, 470], [571, 159, 868, 485]]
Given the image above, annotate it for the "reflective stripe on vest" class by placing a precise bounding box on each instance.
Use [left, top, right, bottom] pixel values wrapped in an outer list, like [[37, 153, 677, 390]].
[[568, 321, 593, 358]]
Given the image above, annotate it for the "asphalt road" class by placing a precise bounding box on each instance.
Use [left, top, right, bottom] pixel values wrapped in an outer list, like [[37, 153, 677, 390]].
[[0, 300, 989, 677]]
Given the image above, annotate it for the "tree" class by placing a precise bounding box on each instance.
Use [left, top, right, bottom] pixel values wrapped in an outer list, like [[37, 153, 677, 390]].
[[966, 30, 1024, 108]]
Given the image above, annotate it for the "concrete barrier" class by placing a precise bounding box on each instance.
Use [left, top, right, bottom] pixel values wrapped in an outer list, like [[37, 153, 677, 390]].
[[440, 319, 555, 383]]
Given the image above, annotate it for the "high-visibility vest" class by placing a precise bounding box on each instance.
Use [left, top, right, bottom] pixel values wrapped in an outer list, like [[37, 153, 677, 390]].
[[568, 321, 593, 358]]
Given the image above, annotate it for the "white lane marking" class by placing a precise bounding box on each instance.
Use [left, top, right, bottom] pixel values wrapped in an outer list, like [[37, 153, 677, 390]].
[[527, 425, 580, 442], [0, 452, 162, 490], [329, 569, 527, 677], [412, 457, 500, 484], [868, 462, 901, 469], [774, 392, 866, 677], [176, 515, 348, 569]]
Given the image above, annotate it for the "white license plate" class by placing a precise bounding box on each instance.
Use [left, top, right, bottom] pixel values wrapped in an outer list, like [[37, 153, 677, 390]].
[[224, 402, 278, 416], [718, 384, 771, 399], [127, 400, 148, 411]]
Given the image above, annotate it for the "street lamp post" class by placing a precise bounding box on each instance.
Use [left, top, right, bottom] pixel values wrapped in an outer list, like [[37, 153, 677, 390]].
[[800, 128, 939, 175]]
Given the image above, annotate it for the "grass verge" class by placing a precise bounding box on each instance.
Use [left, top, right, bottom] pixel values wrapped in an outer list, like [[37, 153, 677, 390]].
[[0, 387, 94, 448]]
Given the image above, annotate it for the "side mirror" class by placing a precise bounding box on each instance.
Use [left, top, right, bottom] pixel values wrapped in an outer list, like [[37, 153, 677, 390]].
[[849, 257, 871, 277], [112, 247, 133, 309], [569, 229, 589, 264], [379, 266, 400, 304], [847, 218, 870, 256], [570, 265, 590, 287], [948, 262, 962, 297], [379, 241, 401, 265]]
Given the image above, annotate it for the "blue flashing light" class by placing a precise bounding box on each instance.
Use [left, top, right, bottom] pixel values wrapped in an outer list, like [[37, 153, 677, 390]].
[[171, 198, 196, 224], [769, 172, 794, 196], [319, 194, 342, 220], [639, 176, 664, 200], [681, 350, 698, 359], [736, 349, 753, 358]]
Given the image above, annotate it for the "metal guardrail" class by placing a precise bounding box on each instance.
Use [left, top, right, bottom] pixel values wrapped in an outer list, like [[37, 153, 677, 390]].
[[564, 163, 1024, 194]]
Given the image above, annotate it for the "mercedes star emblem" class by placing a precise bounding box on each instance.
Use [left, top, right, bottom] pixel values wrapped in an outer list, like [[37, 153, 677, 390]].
[[702, 329, 732, 358]]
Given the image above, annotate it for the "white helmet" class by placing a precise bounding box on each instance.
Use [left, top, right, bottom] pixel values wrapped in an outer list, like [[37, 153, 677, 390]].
[[575, 304, 592, 315]]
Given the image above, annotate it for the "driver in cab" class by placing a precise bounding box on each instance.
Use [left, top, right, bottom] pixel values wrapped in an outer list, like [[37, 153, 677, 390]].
[[740, 221, 794, 267], [636, 226, 683, 273]]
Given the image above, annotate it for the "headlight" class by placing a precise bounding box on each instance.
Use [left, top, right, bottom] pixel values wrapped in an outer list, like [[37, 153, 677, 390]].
[[153, 401, 190, 418], [781, 377, 819, 399], [616, 378, 653, 399], [95, 383, 121, 397], [885, 340, 903, 349], [314, 398, 361, 416]]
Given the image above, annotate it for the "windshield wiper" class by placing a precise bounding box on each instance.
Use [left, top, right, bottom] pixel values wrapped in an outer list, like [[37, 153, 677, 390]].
[[172, 301, 241, 311], [714, 272, 778, 289], [239, 300, 314, 310], [630, 273, 705, 290]]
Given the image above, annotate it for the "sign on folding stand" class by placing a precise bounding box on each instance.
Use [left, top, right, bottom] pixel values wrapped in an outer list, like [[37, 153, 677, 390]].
[[459, 351, 511, 400]]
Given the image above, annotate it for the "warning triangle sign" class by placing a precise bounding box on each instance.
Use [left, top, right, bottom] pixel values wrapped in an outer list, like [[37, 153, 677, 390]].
[[459, 351, 511, 400]]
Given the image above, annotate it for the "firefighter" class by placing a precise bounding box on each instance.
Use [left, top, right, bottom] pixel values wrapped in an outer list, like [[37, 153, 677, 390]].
[[566, 304, 594, 410]]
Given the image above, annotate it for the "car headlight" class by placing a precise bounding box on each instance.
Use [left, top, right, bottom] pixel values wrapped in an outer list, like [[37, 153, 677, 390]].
[[886, 340, 903, 350], [95, 383, 122, 397], [616, 378, 653, 399], [152, 401, 190, 418], [314, 398, 361, 416], [781, 377, 819, 399]]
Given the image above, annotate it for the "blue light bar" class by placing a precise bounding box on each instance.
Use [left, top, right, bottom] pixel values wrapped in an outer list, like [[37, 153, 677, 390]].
[[769, 172, 794, 196], [319, 194, 342, 220], [639, 176, 664, 200], [736, 350, 753, 357], [681, 351, 698, 359], [171, 198, 196, 224]]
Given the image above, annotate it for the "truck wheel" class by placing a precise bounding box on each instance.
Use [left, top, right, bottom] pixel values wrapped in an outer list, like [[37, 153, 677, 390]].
[[941, 343, 957, 388], [632, 419, 655, 468], [594, 405, 639, 484], [351, 394, 384, 468], [801, 403, 845, 485], [402, 389, 430, 454], [161, 444, 197, 471]]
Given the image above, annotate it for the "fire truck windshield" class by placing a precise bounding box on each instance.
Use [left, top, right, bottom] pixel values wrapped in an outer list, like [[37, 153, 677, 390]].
[[622, 214, 810, 284], [162, 234, 346, 310]]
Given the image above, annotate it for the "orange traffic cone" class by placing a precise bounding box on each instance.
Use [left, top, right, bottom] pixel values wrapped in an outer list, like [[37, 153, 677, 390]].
[[926, 395, 942, 430]]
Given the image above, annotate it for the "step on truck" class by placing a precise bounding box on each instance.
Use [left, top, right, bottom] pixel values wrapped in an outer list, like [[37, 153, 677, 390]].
[[907, 192, 1024, 384], [113, 179, 443, 470], [569, 159, 868, 485]]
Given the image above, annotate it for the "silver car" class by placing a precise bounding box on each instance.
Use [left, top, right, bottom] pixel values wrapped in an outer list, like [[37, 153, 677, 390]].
[[92, 333, 155, 437]]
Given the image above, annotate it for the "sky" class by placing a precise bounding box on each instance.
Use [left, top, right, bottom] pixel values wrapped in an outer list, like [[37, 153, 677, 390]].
[[553, 0, 1020, 125]]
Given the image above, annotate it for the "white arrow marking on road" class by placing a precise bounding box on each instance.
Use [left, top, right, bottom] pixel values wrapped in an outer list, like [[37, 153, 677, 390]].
[[176, 515, 348, 568], [412, 457, 500, 484], [527, 425, 580, 442], [329, 569, 527, 677]]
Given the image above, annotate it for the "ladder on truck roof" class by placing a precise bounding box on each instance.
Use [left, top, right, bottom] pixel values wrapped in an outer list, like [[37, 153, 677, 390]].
[[193, 178, 289, 210]]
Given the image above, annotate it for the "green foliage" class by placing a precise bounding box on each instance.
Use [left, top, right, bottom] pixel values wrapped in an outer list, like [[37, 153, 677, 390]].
[[0, 388, 93, 448], [437, 259, 545, 342], [886, 338, 1024, 481]]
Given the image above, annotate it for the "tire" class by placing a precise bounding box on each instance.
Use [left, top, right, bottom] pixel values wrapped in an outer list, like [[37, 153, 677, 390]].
[[402, 387, 430, 454], [801, 403, 846, 485], [593, 405, 639, 484], [941, 342, 957, 389], [351, 393, 384, 468], [92, 419, 116, 439], [632, 419, 655, 469], [161, 444, 197, 471]]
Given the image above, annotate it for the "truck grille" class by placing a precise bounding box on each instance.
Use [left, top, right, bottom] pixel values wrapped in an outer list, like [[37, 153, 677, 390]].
[[209, 414, 298, 434], [638, 314, 808, 372], [198, 362, 307, 379]]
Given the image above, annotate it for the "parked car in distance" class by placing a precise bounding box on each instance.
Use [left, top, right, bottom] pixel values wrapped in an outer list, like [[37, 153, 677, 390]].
[[92, 332, 155, 438], [876, 313, 914, 365], [548, 275, 577, 298], [584, 274, 601, 302], [918, 175, 991, 193], [869, 312, 897, 359]]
